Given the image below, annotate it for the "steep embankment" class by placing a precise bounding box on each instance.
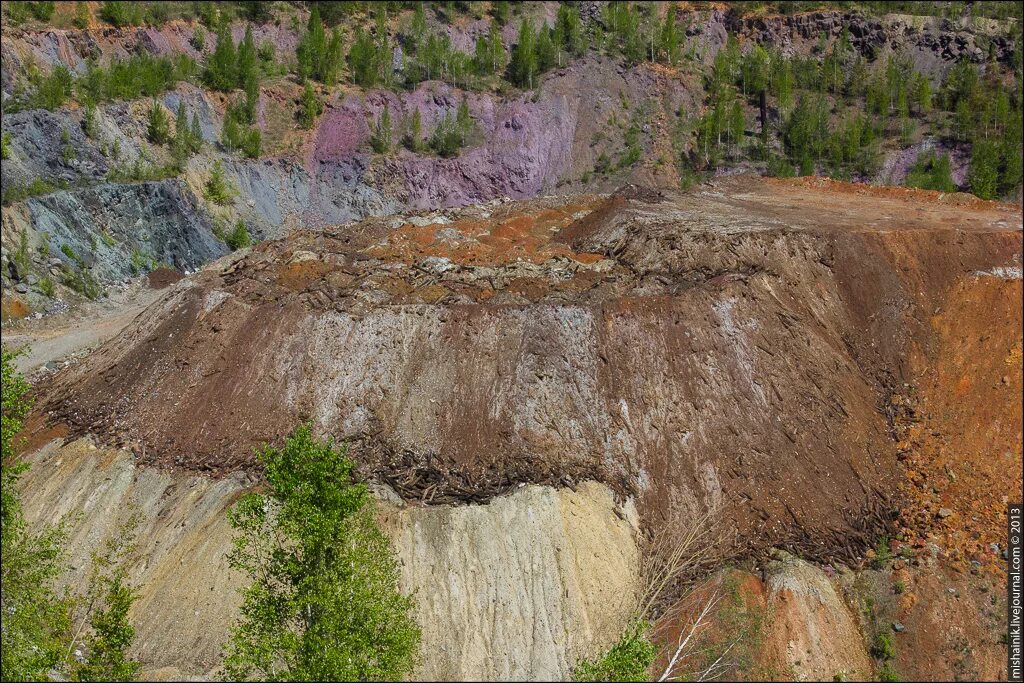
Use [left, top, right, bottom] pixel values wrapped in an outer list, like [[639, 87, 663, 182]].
[[34, 177, 1022, 557], [17, 176, 1022, 680], [18, 438, 639, 681]]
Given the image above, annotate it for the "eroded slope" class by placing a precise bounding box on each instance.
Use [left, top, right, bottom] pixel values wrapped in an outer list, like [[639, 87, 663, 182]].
[[35, 177, 1022, 564]]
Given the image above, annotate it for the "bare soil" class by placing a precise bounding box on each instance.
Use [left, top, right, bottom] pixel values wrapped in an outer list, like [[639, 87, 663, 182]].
[[30, 176, 1022, 566]]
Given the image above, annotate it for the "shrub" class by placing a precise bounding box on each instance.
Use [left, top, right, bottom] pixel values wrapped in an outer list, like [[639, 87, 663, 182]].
[[15, 64, 74, 111], [298, 82, 323, 129], [573, 620, 655, 682], [1, 131, 12, 160], [968, 139, 1000, 199], [99, 1, 144, 26], [225, 220, 251, 250], [204, 161, 236, 205], [38, 277, 55, 297], [146, 99, 171, 144], [222, 425, 421, 681], [5, 0, 55, 25], [78, 53, 197, 104], [63, 266, 102, 299], [404, 108, 426, 153], [878, 661, 901, 682], [72, 0, 90, 27], [1, 348, 71, 682], [872, 631, 895, 660], [68, 516, 142, 682], [106, 159, 180, 183], [370, 105, 393, 154], [905, 152, 956, 192], [222, 100, 261, 158], [1, 178, 57, 206]]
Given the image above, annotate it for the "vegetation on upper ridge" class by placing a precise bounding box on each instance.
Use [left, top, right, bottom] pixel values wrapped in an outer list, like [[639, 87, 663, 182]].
[[1, 0, 1019, 202]]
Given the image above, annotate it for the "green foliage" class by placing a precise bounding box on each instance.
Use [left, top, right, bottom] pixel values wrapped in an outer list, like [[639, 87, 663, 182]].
[[146, 99, 171, 144], [106, 158, 181, 183], [1, 131, 13, 160], [62, 266, 102, 299], [206, 19, 238, 91], [222, 425, 421, 681], [404, 107, 426, 153], [204, 161, 237, 204], [82, 102, 99, 139], [878, 661, 902, 682], [603, 1, 645, 66], [78, 52, 197, 104], [222, 100, 262, 159], [370, 105, 393, 154], [172, 102, 203, 163], [429, 99, 475, 158], [298, 83, 324, 129], [968, 139, 1000, 199], [473, 21, 507, 76], [225, 220, 252, 250], [872, 630, 896, 660], [5, 1, 56, 24], [69, 515, 142, 682], [573, 620, 655, 682], [658, 3, 681, 65], [349, 26, 387, 88], [191, 25, 207, 51], [297, 6, 346, 86], [509, 18, 538, 88], [99, 1, 143, 27], [905, 151, 956, 193], [14, 64, 74, 111], [38, 277, 55, 298], [1, 348, 72, 683], [1, 178, 57, 206]]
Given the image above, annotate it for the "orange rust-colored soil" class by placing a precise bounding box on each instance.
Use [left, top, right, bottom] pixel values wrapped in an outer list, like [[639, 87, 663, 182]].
[[897, 273, 1023, 572]]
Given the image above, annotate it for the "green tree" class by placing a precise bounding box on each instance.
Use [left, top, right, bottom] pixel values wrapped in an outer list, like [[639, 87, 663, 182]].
[[172, 101, 191, 162], [69, 516, 142, 682], [204, 160, 236, 204], [237, 25, 258, 90], [225, 220, 252, 250], [189, 112, 203, 153], [968, 139, 1000, 199], [404, 107, 425, 152], [509, 18, 538, 88], [370, 105, 393, 154], [298, 82, 323, 129], [146, 99, 170, 144], [429, 112, 462, 157], [659, 3, 681, 65], [906, 151, 956, 192], [322, 28, 344, 86], [1, 347, 71, 682], [221, 425, 420, 682], [206, 19, 237, 91], [536, 24, 557, 72], [729, 99, 745, 151], [305, 6, 328, 82], [915, 73, 932, 114], [82, 102, 99, 139], [349, 27, 379, 87]]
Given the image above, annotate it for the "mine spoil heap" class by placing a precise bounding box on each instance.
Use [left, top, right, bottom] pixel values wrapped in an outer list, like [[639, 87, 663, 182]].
[[37, 176, 1023, 563]]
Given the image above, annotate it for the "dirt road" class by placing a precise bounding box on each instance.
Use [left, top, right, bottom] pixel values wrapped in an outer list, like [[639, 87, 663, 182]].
[[2, 283, 163, 375]]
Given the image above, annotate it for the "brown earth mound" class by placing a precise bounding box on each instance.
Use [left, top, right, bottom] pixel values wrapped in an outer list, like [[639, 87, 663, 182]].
[[33, 177, 1023, 563]]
